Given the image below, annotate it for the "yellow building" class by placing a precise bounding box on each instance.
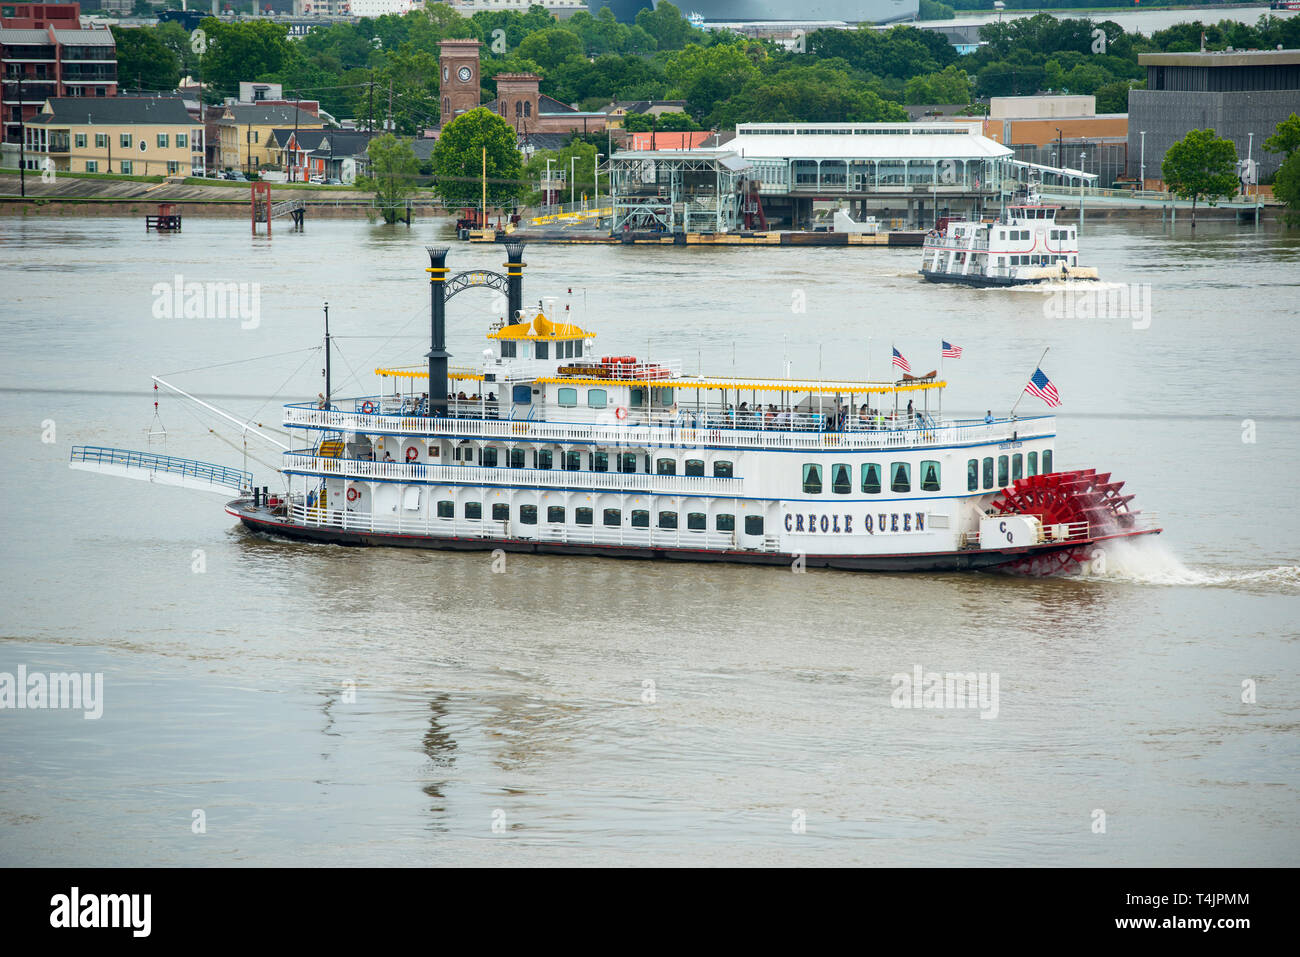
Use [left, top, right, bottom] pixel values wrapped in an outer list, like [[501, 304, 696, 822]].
[[25, 96, 204, 176], [217, 103, 326, 174]]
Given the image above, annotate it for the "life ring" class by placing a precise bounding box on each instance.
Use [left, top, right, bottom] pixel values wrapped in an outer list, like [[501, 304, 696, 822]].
[[346, 487, 359, 502], [405, 447, 419, 462], [360, 401, 375, 414], [615, 406, 628, 421]]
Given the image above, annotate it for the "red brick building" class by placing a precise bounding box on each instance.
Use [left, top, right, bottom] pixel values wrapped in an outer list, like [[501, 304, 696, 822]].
[[1, 2, 116, 148]]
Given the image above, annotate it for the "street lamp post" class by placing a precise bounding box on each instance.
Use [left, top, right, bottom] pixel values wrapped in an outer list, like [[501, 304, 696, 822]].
[[596, 152, 604, 212], [1247, 132, 1254, 198], [1139, 130, 1146, 189], [545, 157, 553, 209], [1079, 151, 1086, 225], [570, 155, 577, 206]]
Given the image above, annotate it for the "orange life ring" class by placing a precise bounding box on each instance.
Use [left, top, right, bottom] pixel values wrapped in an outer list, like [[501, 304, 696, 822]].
[[346, 487, 359, 502], [360, 401, 376, 414], [405, 447, 419, 462], [615, 406, 628, 421]]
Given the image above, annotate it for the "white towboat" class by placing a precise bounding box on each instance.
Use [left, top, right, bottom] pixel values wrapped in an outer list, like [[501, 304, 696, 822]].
[[919, 180, 1100, 287], [72, 242, 1157, 574]]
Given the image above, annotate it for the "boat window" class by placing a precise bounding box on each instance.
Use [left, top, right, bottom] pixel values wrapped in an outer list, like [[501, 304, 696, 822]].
[[716, 514, 735, 532], [1042, 449, 1053, 474], [620, 452, 637, 473], [997, 455, 1009, 487], [802, 464, 823, 494], [658, 388, 674, 406], [921, 460, 941, 492], [593, 451, 609, 472], [831, 463, 852, 494], [557, 387, 577, 407], [437, 500, 454, 518], [492, 503, 509, 521], [603, 508, 621, 527], [509, 448, 525, 469], [658, 511, 678, 529], [629, 388, 645, 407], [713, 460, 733, 478], [891, 462, 911, 493], [547, 506, 565, 524], [519, 505, 537, 525], [587, 388, 607, 409], [631, 510, 649, 528], [537, 449, 553, 470], [564, 450, 581, 471], [535, 341, 548, 359], [967, 458, 978, 491], [1027, 451, 1038, 476], [685, 459, 704, 476], [464, 502, 481, 520], [862, 462, 882, 494], [575, 340, 583, 357], [1012, 454, 1023, 482], [576, 507, 593, 525], [512, 384, 531, 404], [656, 458, 676, 475], [500, 341, 517, 358], [982, 457, 994, 489], [687, 512, 706, 530], [482, 447, 498, 468], [744, 516, 764, 536]]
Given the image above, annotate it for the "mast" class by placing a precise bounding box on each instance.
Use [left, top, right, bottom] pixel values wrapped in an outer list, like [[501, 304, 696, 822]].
[[323, 301, 331, 411]]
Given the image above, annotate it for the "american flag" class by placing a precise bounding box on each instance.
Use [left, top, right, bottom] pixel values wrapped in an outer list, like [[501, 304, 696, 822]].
[[942, 340, 963, 358], [891, 347, 911, 374], [1024, 367, 1061, 407]]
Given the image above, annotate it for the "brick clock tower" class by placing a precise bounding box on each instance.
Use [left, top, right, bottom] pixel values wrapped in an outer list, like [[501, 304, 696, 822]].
[[438, 39, 482, 127]]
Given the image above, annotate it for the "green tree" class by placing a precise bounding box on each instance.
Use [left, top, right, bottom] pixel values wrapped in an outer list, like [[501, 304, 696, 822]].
[[361, 134, 419, 224], [1094, 80, 1137, 115], [622, 111, 700, 133], [1264, 113, 1300, 159], [111, 25, 180, 91], [199, 19, 292, 98], [665, 43, 760, 120], [1272, 151, 1300, 225], [432, 107, 525, 209], [1161, 128, 1239, 227], [903, 65, 971, 105], [517, 27, 583, 73], [635, 2, 699, 51]]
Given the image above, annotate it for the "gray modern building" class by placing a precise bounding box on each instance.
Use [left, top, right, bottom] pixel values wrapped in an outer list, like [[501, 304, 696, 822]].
[[1128, 50, 1300, 184]]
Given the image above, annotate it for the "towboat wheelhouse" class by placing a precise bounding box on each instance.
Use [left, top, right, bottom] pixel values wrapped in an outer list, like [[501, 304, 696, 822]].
[[223, 243, 1157, 573]]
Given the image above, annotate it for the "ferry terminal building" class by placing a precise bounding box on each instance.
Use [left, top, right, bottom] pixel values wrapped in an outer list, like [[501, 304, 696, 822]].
[[608, 121, 1093, 233]]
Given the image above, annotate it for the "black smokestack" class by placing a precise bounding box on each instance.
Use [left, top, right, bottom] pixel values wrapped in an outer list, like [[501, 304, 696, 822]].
[[426, 246, 450, 415], [505, 240, 525, 325]]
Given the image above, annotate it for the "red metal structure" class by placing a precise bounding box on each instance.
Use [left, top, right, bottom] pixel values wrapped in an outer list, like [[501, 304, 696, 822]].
[[145, 203, 182, 231], [251, 182, 272, 235]]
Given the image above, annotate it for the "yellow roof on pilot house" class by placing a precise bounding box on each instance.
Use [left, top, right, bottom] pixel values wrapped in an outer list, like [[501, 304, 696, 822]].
[[487, 313, 593, 342]]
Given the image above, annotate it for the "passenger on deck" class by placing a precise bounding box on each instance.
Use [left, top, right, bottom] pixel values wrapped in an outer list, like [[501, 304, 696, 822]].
[[985, 410, 995, 424], [859, 404, 870, 427], [906, 399, 914, 426], [383, 451, 394, 462]]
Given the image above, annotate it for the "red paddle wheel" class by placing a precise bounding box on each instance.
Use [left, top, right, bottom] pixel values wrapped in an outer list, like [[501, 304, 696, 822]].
[[988, 469, 1141, 576]]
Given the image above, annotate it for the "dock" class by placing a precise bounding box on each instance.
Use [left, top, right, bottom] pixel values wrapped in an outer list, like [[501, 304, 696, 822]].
[[465, 228, 927, 246]]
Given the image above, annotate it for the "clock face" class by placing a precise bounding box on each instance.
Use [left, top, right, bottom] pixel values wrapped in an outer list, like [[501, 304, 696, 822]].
[[458, 66, 472, 83]]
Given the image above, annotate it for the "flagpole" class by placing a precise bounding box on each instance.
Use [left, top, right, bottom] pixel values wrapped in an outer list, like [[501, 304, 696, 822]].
[[1009, 345, 1049, 417]]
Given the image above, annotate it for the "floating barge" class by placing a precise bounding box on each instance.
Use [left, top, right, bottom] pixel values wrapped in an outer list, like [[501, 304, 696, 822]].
[[465, 228, 927, 246]]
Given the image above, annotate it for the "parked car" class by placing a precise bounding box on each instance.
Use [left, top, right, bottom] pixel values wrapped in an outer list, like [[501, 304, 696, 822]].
[[309, 173, 324, 184], [224, 171, 248, 182], [326, 178, 342, 186]]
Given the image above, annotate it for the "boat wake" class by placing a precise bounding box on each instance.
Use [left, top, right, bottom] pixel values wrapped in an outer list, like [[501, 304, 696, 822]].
[[1080, 535, 1300, 592]]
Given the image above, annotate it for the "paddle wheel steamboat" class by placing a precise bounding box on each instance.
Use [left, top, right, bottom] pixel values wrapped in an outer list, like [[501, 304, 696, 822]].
[[72, 241, 1159, 573]]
